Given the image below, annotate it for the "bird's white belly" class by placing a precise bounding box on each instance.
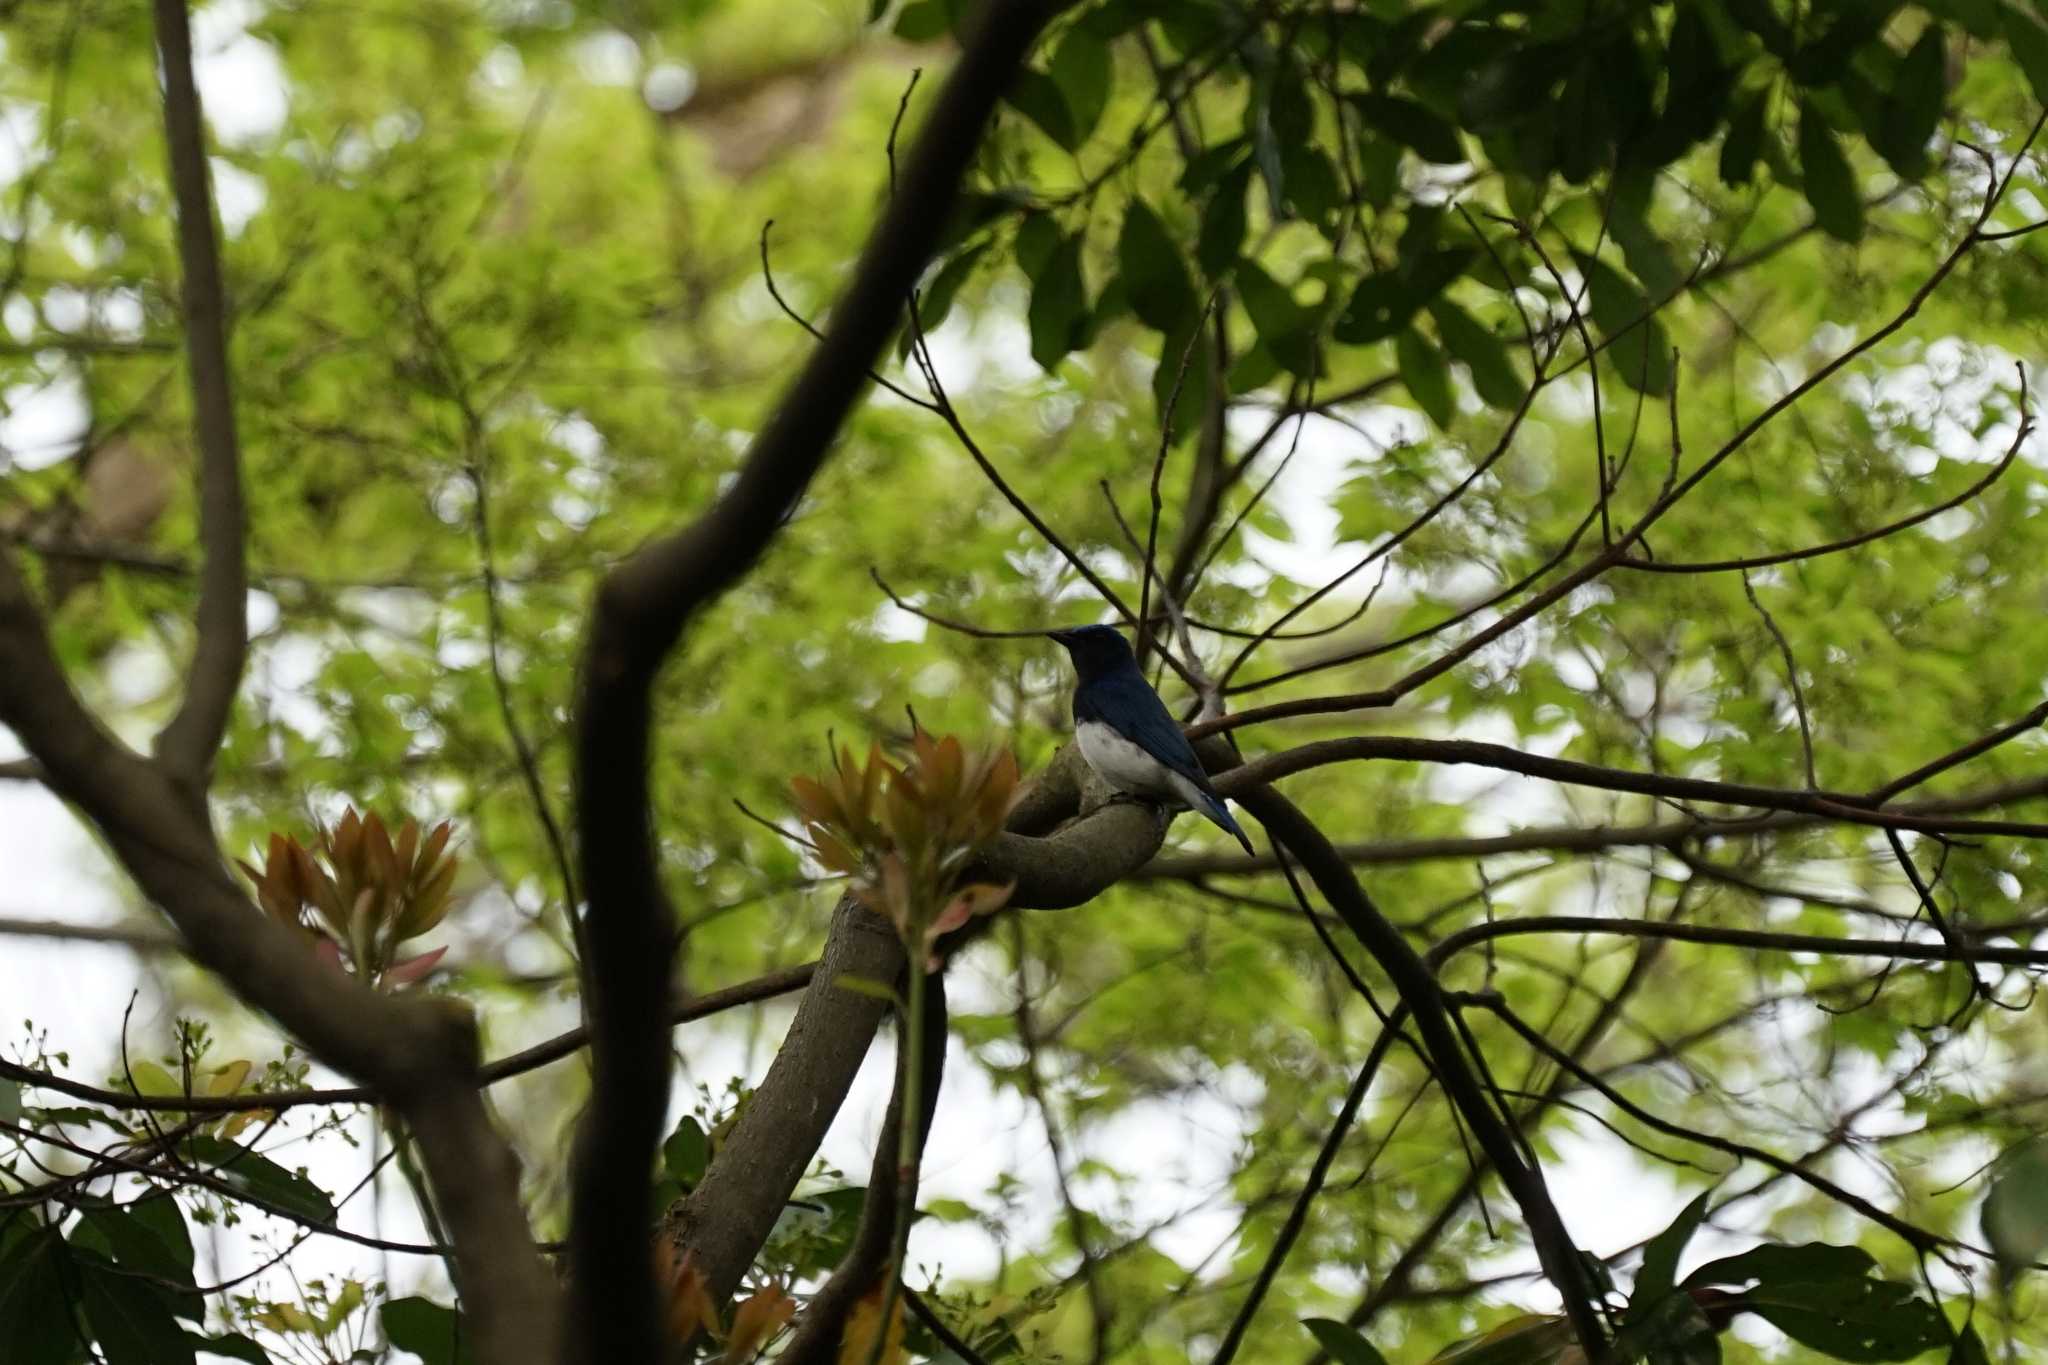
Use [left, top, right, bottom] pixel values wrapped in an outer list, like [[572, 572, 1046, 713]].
[[1076, 720, 1181, 801]]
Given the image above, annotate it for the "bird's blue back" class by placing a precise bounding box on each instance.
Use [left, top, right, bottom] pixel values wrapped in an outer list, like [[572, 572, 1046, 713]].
[[1074, 665, 1208, 788]]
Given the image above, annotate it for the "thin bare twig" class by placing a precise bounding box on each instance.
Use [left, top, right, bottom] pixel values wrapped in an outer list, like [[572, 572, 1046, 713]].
[[1741, 570, 1818, 790], [1627, 365, 2033, 574]]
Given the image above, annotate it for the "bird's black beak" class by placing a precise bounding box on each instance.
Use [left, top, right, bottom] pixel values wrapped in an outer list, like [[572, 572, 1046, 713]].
[[1047, 628, 1077, 647]]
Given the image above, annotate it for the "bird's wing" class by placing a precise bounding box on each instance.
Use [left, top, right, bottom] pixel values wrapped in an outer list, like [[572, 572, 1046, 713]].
[[1080, 673, 1216, 791]]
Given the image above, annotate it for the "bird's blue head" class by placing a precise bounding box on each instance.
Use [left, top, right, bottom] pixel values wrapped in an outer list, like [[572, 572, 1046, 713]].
[[1050, 624, 1135, 682]]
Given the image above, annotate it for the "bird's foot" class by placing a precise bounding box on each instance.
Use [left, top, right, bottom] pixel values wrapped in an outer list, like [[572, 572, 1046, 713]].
[[1103, 792, 1174, 830]]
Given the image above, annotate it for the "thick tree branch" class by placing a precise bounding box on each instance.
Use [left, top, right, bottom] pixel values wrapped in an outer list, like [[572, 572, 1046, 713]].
[[1468, 993, 1948, 1254], [778, 972, 948, 1364], [659, 749, 1164, 1307], [1146, 773, 2048, 879], [150, 0, 248, 785], [1315, 944, 1674, 1360], [565, 8, 1066, 1356], [0, 551, 560, 1362], [660, 894, 906, 1305], [1230, 782, 1610, 1357], [1429, 915, 2048, 971], [1215, 736, 2048, 840]]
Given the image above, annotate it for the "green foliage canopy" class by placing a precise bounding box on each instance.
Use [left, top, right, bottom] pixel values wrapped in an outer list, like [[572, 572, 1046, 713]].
[[6, 0, 2048, 1361]]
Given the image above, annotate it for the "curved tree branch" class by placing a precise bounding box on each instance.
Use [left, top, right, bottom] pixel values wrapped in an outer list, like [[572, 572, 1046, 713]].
[[1144, 773, 2048, 879], [0, 552, 560, 1362], [565, 9, 1068, 1356], [150, 0, 248, 787], [1230, 781, 1610, 1358], [1428, 915, 2048, 971], [1214, 736, 2048, 840], [778, 971, 949, 1364], [658, 747, 1165, 1307]]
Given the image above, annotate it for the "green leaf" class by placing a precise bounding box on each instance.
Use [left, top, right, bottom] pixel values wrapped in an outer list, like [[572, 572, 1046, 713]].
[[1428, 300, 1525, 409], [1569, 251, 1674, 395], [1459, 43, 1564, 133], [77, 1197, 200, 1323], [918, 242, 988, 334], [1152, 320, 1212, 437], [1302, 1317, 1389, 1365], [80, 1262, 194, 1365], [1923, 0, 1998, 37], [1797, 101, 1864, 242], [1358, 135, 1401, 208], [1722, 0, 1792, 53], [892, 0, 949, 40], [1268, 64, 1314, 144], [1639, 3, 1735, 165], [776, 1187, 870, 1276], [1982, 1138, 2048, 1274], [1334, 249, 1472, 345], [1118, 200, 1198, 334], [1279, 144, 1343, 228], [1626, 1191, 1712, 1323], [1719, 89, 1769, 186], [1350, 93, 1464, 164], [1014, 213, 1059, 278], [381, 1298, 474, 1365], [186, 1332, 272, 1363], [1004, 69, 1077, 151], [1025, 231, 1088, 372], [1555, 68, 1604, 183], [1396, 327, 1454, 428], [2006, 6, 2048, 107], [1610, 171, 1682, 299], [1234, 261, 1317, 377], [1180, 138, 1248, 197], [1877, 25, 1945, 180], [1429, 1314, 1576, 1364], [1197, 160, 1251, 278], [0, 1080, 20, 1126], [111, 1197, 195, 1279], [180, 1137, 337, 1226], [1789, 0, 1904, 83], [663, 1116, 709, 1188], [1950, 1323, 1991, 1365], [1048, 25, 1112, 146], [1247, 79, 1287, 219], [128, 1062, 182, 1098], [1683, 1241, 1878, 1289], [0, 1224, 79, 1365], [1610, 1290, 1721, 1365], [322, 1281, 364, 1337], [1226, 343, 1282, 395], [1745, 1278, 1947, 1361]]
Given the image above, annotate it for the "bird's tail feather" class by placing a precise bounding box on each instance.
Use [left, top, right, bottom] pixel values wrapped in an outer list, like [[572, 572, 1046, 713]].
[[1200, 793, 1255, 856]]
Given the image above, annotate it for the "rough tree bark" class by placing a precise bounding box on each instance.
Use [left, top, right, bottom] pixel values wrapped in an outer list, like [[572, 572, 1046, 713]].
[[563, 4, 1072, 1359]]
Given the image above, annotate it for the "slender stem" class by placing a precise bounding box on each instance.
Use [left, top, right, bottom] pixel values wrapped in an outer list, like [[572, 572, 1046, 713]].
[[869, 958, 929, 1365]]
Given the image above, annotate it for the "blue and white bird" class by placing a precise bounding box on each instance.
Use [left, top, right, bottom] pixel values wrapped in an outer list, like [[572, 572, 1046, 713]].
[[1050, 624, 1254, 855]]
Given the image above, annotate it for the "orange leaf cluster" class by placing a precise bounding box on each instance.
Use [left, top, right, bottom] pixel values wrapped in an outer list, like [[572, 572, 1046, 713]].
[[722, 1285, 796, 1362], [653, 1241, 719, 1344], [236, 808, 458, 989], [791, 728, 1021, 969], [837, 1279, 905, 1365]]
